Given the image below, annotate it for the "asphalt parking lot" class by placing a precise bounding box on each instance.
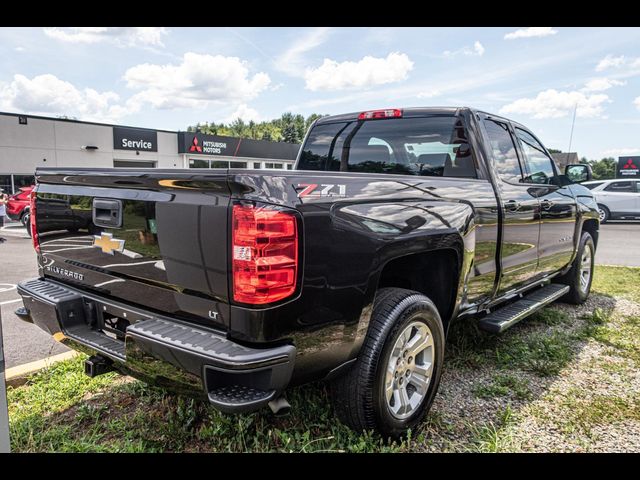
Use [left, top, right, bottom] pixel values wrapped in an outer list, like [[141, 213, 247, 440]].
[[1, 224, 69, 368], [1, 220, 639, 369]]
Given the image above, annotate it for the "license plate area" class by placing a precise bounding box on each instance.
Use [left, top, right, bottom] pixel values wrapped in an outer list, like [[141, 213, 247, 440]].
[[81, 298, 152, 340]]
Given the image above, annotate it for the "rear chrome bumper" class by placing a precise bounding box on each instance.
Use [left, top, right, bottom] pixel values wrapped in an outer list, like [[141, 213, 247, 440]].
[[17, 277, 295, 413]]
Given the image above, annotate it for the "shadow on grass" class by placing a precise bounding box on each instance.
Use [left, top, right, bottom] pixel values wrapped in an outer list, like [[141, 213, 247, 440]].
[[9, 265, 636, 452], [437, 290, 620, 451]]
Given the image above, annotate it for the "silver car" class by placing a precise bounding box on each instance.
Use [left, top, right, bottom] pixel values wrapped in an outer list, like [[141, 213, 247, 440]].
[[583, 179, 640, 223]]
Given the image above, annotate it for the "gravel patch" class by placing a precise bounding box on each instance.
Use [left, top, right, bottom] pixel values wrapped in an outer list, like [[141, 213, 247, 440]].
[[412, 293, 640, 452]]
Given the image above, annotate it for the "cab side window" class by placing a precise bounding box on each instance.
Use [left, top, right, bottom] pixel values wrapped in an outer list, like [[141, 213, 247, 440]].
[[483, 119, 524, 183], [515, 128, 556, 185]]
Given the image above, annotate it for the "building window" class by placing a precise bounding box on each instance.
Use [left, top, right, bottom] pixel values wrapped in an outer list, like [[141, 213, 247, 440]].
[[229, 161, 247, 169], [252, 162, 262, 169], [189, 159, 210, 168], [113, 160, 156, 168], [264, 163, 284, 169], [286, 164, 293, 170], [0, 174, 35, 195], [211, 161, 229, 169], [0, 175, 11, 194], [13, 175, 36, 189]]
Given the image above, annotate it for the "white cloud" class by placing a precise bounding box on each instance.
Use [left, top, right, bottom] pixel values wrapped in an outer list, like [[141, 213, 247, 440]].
[[596, 54, 626, 72], [504, 27, 558, 40], [0, 73, 124, 122], [123, 52, 271, 110], [443, 41, 485, 58], [499, 89, 610, 119], [43, 27, 168, 47], [635, 96, 640, 110], [14, 46, 25, 52], [304, 52, 413, 91], [473, 41, 485, 56], [602, 147, 640, 156], [224, 104, 260, 123], [276, 27, 331, 77], [582, 77, 626, 92], [417, 89, 442, 99]]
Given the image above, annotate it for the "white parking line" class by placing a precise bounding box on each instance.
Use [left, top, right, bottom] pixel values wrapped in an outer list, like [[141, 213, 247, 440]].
[[0, 298, 22, 306], [0, 284, 17, 293]]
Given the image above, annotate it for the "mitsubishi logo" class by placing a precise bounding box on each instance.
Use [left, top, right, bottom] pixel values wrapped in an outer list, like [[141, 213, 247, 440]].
[[93, 232, 125, 255], [189, 136, 203, 153], [623, 158, 638, 169]]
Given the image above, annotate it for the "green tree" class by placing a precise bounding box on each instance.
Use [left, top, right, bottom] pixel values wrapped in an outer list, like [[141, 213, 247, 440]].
[[185, 112, 326, 144], [588, 157, 616, 180]]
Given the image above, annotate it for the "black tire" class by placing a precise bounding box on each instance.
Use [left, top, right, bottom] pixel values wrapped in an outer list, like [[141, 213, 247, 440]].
[[330, 288, 445, 439], [22, 212, 31, 237], [557, 231, 595, 304], [597, 204, 609, 224]]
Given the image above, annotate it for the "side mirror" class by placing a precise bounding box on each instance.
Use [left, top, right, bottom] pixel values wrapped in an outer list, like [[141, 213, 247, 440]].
[[565, 164, 592, 183]]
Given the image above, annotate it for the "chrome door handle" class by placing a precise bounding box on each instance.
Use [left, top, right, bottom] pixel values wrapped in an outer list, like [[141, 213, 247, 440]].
[[505, 200, 521, 211], [541, 199, 554, 210]]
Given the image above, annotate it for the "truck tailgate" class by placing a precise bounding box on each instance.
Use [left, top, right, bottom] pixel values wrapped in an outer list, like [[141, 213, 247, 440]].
[[33, 170, 231, 330]]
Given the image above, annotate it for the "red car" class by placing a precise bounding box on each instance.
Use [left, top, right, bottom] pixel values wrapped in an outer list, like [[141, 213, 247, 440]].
[[7, 185, 34, 226]]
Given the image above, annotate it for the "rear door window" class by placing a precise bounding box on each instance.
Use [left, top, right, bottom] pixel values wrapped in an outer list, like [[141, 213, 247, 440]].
[[297, 116, 477, 178], [604, 181, 634, 192], [482, 119, 524, 183]]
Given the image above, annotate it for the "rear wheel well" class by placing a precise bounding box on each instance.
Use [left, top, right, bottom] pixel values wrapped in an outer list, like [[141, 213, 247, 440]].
[[582, 218, 599, 248], [377, 249, 459, 331]]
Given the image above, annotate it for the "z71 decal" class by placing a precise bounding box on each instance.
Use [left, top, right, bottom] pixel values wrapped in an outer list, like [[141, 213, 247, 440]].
[[296, 183, 347, 198]]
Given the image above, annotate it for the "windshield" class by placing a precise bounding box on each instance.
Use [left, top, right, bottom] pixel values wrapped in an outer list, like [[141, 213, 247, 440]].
[[297, 116, 477, 178]]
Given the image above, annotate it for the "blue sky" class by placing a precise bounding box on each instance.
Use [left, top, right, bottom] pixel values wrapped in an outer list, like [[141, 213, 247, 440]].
[[1, 26, 639, 159]]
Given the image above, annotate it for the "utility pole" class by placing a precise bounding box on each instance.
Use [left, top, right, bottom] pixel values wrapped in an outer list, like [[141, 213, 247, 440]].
[[0, 309, 10, 452], [566, 103, 578, 166]]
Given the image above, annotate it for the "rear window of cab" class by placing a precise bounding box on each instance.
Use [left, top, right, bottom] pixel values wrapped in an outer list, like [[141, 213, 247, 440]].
[[297, 116, 478, 178]]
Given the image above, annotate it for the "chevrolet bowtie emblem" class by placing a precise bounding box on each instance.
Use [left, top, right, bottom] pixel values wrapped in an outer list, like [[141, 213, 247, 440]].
[[93, 232, 125, 255]]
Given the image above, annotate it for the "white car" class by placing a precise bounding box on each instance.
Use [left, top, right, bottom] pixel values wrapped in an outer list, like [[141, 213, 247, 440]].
[[583, 179, 640, 223]]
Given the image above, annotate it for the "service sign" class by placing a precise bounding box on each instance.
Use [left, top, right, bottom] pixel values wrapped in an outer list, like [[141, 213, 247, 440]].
[[617, 156, 640, 178], [113, 127, 157, 152]]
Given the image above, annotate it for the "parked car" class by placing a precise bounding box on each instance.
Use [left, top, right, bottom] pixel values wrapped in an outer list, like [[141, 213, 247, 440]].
[[583, 179, 640, 223], [6, 185, 34, 227], [17, 107, 599, 437]]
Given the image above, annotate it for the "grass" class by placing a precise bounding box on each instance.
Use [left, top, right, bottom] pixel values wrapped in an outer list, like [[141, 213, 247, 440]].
[[6, 266, 640, 452], [473, 374, 532, 401], [468, 405, 518, 453], [8, 357, 411, 452], [446, 312, 575, 377], [591, 265, 640, 302], [536, 388, 640, 437]]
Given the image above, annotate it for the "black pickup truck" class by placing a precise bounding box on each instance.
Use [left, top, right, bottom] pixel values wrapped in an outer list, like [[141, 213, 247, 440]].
[[17, 107, 599, 437]]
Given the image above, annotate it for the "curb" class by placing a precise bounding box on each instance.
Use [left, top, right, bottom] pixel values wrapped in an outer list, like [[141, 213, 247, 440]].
[[5, 351, 80, 388]]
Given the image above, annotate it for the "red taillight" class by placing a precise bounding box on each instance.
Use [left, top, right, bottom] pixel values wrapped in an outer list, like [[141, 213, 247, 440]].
[[358, 108, 402, 120], [29, 188, 40, 253], [232, 203, 299, 305]]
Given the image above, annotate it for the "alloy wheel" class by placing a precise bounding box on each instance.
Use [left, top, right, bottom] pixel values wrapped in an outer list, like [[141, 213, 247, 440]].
[[384, 320, 434, 420]]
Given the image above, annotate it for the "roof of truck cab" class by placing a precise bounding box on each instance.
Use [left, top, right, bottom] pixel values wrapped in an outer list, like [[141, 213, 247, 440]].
[[314, 107, 474, 124]]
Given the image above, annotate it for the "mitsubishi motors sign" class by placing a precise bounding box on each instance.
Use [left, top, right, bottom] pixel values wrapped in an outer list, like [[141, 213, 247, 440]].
[[178, 132, 240, 156], [617, 156, 640, 178]]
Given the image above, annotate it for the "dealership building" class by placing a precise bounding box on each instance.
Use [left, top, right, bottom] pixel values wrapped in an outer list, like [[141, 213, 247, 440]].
[[0, 111, 300, 194]]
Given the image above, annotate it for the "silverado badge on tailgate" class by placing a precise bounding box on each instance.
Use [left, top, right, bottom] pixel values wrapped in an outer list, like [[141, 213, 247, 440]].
[[93, 232, 125, 255]]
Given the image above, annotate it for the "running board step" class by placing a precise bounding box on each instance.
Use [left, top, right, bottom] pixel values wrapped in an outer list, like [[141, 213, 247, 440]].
[[207, 385, 276, 413], [479, 284, 570, 333]]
